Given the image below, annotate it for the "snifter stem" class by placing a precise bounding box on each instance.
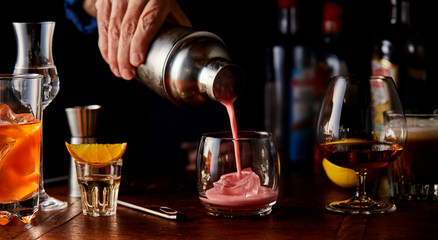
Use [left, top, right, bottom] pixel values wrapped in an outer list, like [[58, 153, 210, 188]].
[[355, 170, 367, 202]]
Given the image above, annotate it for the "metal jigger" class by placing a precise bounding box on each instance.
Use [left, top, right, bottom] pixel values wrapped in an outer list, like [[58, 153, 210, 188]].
[[65, 105, 101, 197]]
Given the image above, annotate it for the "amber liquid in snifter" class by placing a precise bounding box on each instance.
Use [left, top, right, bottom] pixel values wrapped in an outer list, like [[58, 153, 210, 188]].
[[0, 110, 41, 225], [320, 140, 404, 169]]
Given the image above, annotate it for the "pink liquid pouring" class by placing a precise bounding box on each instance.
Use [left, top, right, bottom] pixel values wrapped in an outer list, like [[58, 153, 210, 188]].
[[223, 100, 242, 177], [202, 100, 278, 208]]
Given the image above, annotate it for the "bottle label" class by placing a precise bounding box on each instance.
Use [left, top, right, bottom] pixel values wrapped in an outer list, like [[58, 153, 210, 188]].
[[370, 79, 390, 132], [289, 67, 315, 162], [371, 58, 399, 86]]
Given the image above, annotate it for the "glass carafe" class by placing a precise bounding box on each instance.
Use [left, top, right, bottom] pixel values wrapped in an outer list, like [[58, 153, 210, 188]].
[[13, 21, 66, 211]]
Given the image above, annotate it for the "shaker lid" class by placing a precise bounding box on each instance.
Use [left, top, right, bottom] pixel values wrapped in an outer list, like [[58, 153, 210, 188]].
[[199, 59, 244, 103]]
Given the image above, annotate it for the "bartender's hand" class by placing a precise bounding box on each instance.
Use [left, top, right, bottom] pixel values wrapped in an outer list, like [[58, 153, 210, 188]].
[[84, 0, 191, 80]]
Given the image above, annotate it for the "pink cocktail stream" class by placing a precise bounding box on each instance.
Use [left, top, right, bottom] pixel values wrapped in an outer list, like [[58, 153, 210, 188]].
[[223, 101, 242, 177]]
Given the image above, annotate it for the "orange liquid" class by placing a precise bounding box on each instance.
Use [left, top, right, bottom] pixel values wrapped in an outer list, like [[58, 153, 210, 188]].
[[0, 120, 41, 203]]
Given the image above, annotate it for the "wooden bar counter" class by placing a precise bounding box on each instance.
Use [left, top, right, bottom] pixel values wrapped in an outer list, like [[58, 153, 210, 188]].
[[4, 169, 438, 239]]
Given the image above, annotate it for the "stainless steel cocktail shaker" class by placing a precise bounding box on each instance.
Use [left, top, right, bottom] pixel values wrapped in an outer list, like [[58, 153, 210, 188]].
[[136, 25, 244, 108]]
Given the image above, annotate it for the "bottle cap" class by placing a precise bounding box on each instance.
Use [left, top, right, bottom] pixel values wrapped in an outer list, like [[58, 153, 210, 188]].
[[278, 0, 297, 8], [322, 2, 343, 33]]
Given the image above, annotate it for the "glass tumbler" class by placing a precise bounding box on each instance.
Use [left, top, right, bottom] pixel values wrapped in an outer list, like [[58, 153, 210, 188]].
[[391, 114, 438, 200], [0, 74, 42, 225], [197, 131, 280, 217]]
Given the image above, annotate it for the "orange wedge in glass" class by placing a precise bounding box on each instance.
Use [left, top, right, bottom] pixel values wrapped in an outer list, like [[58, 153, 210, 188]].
[[65, 142, 127, 164]]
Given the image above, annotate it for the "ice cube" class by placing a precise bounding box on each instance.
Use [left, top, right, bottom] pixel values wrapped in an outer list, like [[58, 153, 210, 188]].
[[0, 104, 18, 125], [0, 104, 37, 124], [15, 113, 37, 124]]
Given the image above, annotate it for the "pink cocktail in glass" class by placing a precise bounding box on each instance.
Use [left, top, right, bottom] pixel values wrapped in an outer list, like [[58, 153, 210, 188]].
[[197, 131, 280, 217]]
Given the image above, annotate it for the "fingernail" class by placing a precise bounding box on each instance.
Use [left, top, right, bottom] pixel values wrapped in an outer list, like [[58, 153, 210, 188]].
[[131, 53, 143, 66], [113, 67, 121, 77], [122, 68, 135, 80]]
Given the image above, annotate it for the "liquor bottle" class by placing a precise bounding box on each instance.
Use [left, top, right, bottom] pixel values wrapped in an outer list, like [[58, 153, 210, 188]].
[[264, 0, 299, 161], [319, 2, 348, 77], [371, 0, 427, 113], [265, 0, 317, 169], [313, 2, 348, 172]]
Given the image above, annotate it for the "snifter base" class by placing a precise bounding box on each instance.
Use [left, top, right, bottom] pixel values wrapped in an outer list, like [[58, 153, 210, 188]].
[[326, 196, 396, 215]]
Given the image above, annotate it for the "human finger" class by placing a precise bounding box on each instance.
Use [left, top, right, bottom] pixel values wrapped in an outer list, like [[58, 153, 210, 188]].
[[128, 0, 168, 67], [129, 0, 193, 67], [95, 0, 111, 63], [107, 0, 129, 78], [117, 0, 147, 80]]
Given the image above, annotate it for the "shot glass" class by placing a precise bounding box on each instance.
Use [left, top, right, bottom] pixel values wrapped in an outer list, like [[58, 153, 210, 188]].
[[391, 114, 438, 200], [75, 159, 123, 217], [197, 131, 280, 217]]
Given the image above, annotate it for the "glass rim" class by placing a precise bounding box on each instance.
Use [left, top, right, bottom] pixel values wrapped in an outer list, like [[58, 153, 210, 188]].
[[74, 158, 123, 166], [405, 113, 438, 117], [0, 73, 42, 80], [65, 104, 101, 111], [331, 75, 394, 81], [202, 130, 273, 141], [12, 21, 55, 25]]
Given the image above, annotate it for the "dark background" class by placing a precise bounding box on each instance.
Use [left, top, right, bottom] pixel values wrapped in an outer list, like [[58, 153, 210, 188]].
[[0, 0, 437, 180]]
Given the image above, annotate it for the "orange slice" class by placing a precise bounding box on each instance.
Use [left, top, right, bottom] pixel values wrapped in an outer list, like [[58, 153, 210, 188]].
[[65, 142, 127, 164]]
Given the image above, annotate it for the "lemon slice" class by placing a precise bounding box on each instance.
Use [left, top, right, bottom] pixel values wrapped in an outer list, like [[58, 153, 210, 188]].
[[322, 158, 357, 188], [65, 142, 127, 164]]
